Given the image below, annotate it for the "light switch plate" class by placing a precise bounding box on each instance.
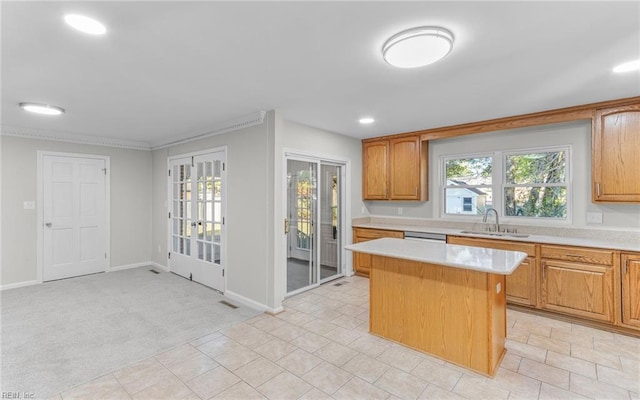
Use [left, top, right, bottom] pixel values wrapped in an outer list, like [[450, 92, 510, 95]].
[[23, 201, 35, 210], [586, 212, 603, 224]]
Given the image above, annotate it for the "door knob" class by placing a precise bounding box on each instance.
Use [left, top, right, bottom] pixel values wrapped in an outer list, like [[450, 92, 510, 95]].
[[45, 222, 52, 228]]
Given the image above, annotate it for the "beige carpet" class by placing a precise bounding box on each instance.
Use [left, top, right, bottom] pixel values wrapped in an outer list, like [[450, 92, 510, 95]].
[[0, 267, 259, 399]]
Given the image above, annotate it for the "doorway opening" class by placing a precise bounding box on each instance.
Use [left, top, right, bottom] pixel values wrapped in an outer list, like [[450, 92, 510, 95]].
[[285, 154, 347, 295], [168, 148, 226, 293]]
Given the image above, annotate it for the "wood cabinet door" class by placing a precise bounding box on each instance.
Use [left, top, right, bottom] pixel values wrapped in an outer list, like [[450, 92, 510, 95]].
[[352, 228, 403, 277], [622, 253, 640, 328], [354, 252, 372, 276], [389, 136, 421, 200], [506, 257, 537, 307], [363, 140, 389, 200], [541, 259, 614, 322], [447, 236, 537, 307], [593, 104, 640, 202]]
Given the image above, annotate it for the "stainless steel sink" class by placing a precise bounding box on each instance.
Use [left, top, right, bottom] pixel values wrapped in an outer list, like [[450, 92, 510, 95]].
[[460, 230, 529, 238]]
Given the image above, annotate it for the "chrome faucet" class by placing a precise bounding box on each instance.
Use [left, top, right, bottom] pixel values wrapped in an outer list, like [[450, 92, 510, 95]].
[[483, 208, 500, 232]]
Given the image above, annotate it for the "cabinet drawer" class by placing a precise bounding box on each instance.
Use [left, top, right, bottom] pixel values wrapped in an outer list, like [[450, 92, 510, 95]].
[[354, 228, 403, 240], [541, 245, 613, 266]]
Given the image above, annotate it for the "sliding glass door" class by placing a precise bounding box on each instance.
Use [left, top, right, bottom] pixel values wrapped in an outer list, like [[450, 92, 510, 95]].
[[286, 157, 344, 295]]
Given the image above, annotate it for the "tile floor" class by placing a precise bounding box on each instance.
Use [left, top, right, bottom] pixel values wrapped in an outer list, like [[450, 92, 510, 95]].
[[52, 276, 640, 400]]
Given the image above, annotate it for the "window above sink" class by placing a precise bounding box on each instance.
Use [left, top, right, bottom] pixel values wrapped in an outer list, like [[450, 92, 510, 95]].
[[442, 146, 570, 223]]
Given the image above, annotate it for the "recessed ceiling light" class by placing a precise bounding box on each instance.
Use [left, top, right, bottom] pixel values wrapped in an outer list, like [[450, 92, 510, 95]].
[[19, 102, 65, 116], [64, 14, 106, 35], [613, 59, 640, 73], [359, 117, 375, 124], [382, 26, 454, 68]]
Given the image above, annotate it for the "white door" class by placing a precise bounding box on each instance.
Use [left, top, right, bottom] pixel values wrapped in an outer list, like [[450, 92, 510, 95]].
[[43, 155, 108, 281], [169, 151, 225, 292]]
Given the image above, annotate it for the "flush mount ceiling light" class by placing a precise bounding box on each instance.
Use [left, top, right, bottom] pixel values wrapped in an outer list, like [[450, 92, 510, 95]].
[[613, 59, 640, 73], [382, 26, 454, 68], [64, 14, 106, 35], [359, 117, 375, 124], [19, 102, 65, 116]]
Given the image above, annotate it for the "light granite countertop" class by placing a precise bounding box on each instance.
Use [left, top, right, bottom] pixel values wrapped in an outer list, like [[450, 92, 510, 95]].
[[345, 238, 527, 275], [352, 218, 640, 252]]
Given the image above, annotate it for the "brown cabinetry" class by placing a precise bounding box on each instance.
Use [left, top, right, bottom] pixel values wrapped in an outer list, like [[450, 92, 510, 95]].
[[540, 245, 615, 322], [362, 135, 427, 201], [592, 104, 640, 202], [352, 228, 403, 276], [362, 140, 389, 200], [621, 253, 640, 328], [447, 236, 537, 307]]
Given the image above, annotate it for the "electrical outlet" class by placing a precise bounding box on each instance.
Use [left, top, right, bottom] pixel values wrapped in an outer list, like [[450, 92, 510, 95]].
[[23, 201, 35, 210], [586, 212, 603, 224], [398, 207, 403, 215]]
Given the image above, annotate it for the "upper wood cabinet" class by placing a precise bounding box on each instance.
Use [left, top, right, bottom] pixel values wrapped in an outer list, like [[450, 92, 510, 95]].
[[362, 135, 428, 201], [592, 104, 640, 202], [362, 140, 389, 200]]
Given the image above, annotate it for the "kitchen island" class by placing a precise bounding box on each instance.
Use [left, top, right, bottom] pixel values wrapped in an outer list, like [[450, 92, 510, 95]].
[[345, 238, 527, 376]]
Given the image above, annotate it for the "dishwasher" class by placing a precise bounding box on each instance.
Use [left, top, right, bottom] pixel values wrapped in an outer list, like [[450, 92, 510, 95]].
[[404, 231, 447, 243]]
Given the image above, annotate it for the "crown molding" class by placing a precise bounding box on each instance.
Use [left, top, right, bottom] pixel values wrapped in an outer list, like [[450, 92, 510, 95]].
[[150, 110, 267, 150], [0, 110, 268, 151], [0, 126, 151, 151]]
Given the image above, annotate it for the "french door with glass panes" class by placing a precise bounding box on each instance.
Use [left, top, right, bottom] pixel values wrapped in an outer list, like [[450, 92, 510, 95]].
[[169, 150, 225, 292]]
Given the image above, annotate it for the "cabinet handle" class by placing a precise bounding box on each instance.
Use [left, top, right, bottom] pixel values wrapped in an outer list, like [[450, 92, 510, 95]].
[[542, 262, 546, 280], [596, 183, 601, 198], [415, 187, 418, 197]]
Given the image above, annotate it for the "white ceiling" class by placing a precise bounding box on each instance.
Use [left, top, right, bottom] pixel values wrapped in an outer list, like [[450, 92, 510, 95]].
[[2, 1, 639, 149]]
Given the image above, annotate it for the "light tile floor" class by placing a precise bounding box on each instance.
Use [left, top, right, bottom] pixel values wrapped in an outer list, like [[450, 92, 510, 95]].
[[52, 276, 640, 400]]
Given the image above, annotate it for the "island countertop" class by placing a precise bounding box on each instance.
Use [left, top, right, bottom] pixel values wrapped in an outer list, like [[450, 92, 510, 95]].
[[345, 237, 527, 275]]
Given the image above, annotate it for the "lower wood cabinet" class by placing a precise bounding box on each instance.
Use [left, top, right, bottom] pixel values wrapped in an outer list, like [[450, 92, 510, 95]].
[[621, 253, 640, 328], [354, 230, 638, 334], [540, 245, 615, 323], [447, 236, 537, 307], [352, 228, 403, 276]]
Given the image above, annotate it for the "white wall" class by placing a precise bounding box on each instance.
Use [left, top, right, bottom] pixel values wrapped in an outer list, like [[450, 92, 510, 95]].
[[366, 121, 640, 229], [0, 135, 152, 286], [275, 120, 364, 304], [151, 115, 365, 311], [151, 113, 277, 311], [282, 120, 365, 220]]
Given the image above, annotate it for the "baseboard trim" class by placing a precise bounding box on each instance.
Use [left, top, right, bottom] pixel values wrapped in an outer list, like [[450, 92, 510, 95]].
[[150, 262, 169, 272], [109, 262, 152, 272], [225, 290, 283, 314], [0, 280, 40, 291]]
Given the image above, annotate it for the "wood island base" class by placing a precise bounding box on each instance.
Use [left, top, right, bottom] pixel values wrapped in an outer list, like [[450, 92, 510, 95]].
[[369, 255, 507, 377]]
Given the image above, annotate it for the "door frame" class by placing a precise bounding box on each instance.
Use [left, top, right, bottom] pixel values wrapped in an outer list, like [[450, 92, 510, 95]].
[[282, 149, 352, 297], [166, 146, 227, 292], [36, 151, 111, 283]]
